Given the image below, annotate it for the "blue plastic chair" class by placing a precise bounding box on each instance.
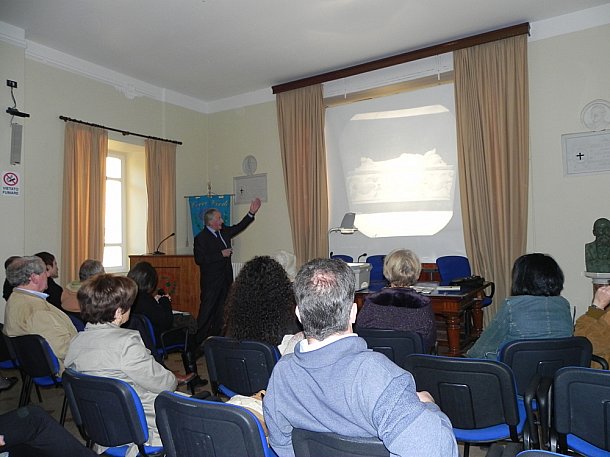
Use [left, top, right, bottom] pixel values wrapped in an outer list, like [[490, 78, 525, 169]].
[[203, 336, 279, 397], [292, 428, 389, 457], [436, 256, 494, 304], [403, 354, 525, 457], [498, 336, 606, 450], [63, 368, 163, 456], [155, 390, 277, 457], [365, 255, 386, 286], [11, 334, 68, 425], [551, 366, 610, 457]]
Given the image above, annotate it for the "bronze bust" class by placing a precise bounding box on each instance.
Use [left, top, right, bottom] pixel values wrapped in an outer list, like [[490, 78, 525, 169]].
[[585, 218, 610, 272]]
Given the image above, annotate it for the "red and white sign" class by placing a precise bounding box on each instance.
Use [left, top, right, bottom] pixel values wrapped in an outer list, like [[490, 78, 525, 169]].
[[2, 171, 20, 196]]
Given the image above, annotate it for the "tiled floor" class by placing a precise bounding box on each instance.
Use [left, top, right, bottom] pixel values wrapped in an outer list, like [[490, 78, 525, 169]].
[[0, 354, 492, 456]]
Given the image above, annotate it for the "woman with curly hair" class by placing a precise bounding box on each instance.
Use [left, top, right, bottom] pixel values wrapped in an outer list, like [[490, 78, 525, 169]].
[[224, 256, 302, 354]]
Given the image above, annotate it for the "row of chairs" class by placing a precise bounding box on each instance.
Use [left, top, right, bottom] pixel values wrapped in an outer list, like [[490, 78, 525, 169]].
[[6, 331, 610, 456]]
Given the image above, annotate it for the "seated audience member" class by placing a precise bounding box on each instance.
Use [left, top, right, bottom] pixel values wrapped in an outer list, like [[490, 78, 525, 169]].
[[466, 253, 573, 360], [34, 252, 63, 309], [65, 274, 186, 457], [356, 249, 437, 352], [0, 405, 96, 457], [2, 256, 20, 302], [575, 285, 610, 364], [263, 258, 458, 457], [127, 261, 173, 343], [3, 256, 77, 372], [224, 256, 303, 355], [61, 259, 104, 314]]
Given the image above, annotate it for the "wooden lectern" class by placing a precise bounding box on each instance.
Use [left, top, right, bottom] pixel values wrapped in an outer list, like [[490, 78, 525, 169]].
[[129, 255, 200, 317]]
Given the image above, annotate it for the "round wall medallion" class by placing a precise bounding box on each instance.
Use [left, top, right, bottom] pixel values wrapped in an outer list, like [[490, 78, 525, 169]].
[[581, 99, 610, 131], [242, 155, 257, 175]]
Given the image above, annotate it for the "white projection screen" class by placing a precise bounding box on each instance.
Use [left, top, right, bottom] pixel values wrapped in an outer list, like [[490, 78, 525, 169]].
[[325, 82, 466, 263]]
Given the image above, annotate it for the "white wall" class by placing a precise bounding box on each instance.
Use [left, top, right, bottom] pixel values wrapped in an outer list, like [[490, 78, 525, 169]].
[[208, 103, 293, 262], [0, 41, 208, 323], [528, 23, 610, 318]]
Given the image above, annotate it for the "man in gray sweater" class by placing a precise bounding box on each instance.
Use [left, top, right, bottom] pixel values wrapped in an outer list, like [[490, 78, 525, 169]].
[[263, 258, 458, 457]]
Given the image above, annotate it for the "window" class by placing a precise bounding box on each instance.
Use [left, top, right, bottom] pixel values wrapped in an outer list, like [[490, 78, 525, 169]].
[[102, 139, 147, 272], [103, 155, 126, 271]]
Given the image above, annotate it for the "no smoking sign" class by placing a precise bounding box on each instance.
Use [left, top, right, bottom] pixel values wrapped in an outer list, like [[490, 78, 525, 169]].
[[2, 171, 20, 196]]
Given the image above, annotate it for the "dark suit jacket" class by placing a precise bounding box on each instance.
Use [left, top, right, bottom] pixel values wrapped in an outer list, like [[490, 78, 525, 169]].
[[193, 213, 255, 284]]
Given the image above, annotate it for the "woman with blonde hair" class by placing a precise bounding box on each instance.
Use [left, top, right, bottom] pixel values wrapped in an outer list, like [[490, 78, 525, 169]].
[[356, 249, 436, 352]]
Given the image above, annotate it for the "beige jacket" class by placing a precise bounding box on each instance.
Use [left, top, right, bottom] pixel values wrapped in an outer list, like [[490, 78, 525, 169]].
[[3, 289, 77, 373], [574, 306, 610, 367], [65, 322, 177, 455]]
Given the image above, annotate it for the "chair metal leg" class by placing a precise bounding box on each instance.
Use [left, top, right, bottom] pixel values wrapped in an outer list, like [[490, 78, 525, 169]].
[[59, 393, 68, 425], [463, 442, 470, 457], [35, 384, 42, 403], [18, 375, 31, 407]]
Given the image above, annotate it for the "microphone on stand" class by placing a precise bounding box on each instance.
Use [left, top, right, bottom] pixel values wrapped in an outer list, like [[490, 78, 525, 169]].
[[153, 233, 175, 255], [358, 252, 367, 262]]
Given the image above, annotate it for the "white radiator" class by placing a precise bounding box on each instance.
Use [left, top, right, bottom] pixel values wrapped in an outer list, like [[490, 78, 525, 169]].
[[232, 262, 246, 280]]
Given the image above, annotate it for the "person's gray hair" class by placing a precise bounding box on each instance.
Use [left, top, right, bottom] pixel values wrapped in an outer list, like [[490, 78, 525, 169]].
[[204, 209, 219, 226], [293, 258, 356, 340], [78, 259, 105, 281], [6, 256, 46, 287], [383, 249, 421, 287]]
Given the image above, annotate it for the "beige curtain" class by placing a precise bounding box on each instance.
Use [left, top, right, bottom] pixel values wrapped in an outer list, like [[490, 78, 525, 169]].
[[453, 34, 529, 324], [61, 122, 108, 282], [276, 84, 329, 267], [145, 139, 177, 254]]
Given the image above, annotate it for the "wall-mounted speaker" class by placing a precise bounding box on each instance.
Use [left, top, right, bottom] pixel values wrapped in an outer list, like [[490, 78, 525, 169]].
[[10, 122, 22, 165]]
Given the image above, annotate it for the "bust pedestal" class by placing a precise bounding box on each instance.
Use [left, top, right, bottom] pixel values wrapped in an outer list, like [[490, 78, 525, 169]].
[[584, 272, 610, 297]]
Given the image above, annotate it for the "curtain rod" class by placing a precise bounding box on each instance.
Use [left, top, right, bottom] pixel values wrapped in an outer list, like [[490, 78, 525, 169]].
[[272, 22, 530, 94], [59, 116, 183, 145]]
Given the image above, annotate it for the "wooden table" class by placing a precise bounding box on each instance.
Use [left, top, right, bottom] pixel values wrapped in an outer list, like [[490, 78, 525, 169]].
[[355, 282, 492, 357]]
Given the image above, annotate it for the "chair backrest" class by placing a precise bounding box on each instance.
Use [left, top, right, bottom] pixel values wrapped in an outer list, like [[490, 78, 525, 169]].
[[62, 368, 153, 455], [435, 256, 472, 285], [331, 254, 353, 263], [516, 451, 565, 456], [0, 327, 17, 368], [365, 255, 386, 282], [125, 313, 163, 362], [356, 327, 424, 368], [68, 313, 86, 332], [292, 428, 389, 457], [203, 336, 278, 397], [553, 366, 610, 454], [11, 334, 60, 380], [498, 336, 594, 396], [155, 391, 274, 457], [403, 354, 521, 437]]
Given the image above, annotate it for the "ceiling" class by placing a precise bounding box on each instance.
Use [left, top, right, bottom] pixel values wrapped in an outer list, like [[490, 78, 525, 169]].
[[1, 0, 609, 104]]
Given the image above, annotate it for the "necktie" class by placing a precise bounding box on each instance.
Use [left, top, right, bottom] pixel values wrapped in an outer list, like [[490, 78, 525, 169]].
[[216, 231, 227, 247]]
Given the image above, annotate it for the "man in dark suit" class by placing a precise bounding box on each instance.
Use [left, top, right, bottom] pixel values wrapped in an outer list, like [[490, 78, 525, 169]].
[[194, 198, 261, 342]]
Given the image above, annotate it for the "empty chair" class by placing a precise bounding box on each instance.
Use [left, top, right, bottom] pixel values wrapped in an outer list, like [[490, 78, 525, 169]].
[[498, 336, 608, 449], [403, 354, 526, 457], [550, 366, 610, 456], [436, 255, 494, 307], [330, 254, 353, 263], [366, 255, 386, 285], [356, 327, 425, 368], [292, 428, 389, 457], [155, 390, 276, 457], [11, 334, 68, 425], [63, 368, 164, 456], [203, 336, 279, 397]]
